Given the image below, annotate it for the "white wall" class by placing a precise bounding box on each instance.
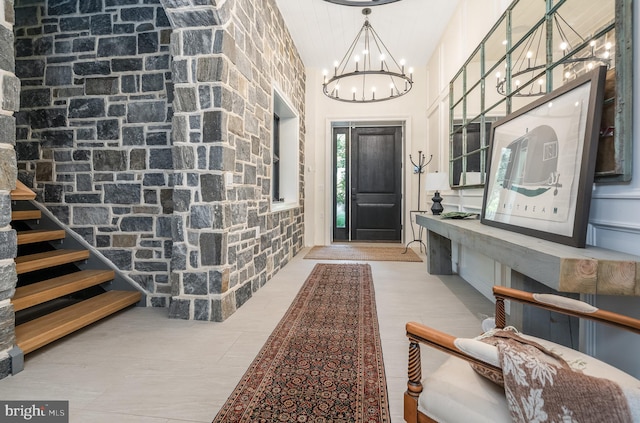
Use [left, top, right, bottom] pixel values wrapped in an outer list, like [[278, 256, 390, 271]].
[[588, 0, 640, 375], [424, 0, 640, 376], [425, 0, 512, 299], [304, 65, 429, 247]]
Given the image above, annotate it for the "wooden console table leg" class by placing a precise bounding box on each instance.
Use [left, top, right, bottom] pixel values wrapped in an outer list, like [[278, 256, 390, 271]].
[[427, 230, 452, 275]]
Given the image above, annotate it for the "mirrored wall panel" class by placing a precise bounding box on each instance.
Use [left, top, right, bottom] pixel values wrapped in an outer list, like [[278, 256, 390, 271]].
[[449, 0, 631, 188]]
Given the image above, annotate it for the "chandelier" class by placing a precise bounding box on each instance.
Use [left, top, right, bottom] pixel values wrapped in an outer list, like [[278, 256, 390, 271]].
[[496, 12, 612, 98], [322, 8, 413, 103]]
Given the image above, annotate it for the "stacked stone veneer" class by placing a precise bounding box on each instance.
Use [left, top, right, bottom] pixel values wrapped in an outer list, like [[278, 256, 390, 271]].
[[12, 0, 304, 322], [164, 0, 305, 321], [14, 0, 175, 304], [0, 0, 18, 379]]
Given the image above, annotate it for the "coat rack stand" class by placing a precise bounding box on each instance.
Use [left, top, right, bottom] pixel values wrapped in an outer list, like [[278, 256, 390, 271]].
[[404, 151, 432, 254]]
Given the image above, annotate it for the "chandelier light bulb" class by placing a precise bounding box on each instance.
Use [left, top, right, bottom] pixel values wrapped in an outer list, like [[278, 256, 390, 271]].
[[379, 54, 385, 61], [565, 71, 571, 79], [588, 62, 594, 70], [560, 42, 568, 51], [538, 78, 544, 85], [515, 79, 521, 87], [590, 40, 596, 47], [603, 51, 610, 59], [502, 39, 507, 45], [605, 42, 612, 50], [363, 49, 369, 56]]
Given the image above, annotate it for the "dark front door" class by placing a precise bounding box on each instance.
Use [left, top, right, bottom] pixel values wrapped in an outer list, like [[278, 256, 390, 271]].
[[350, 126, 402, 241]]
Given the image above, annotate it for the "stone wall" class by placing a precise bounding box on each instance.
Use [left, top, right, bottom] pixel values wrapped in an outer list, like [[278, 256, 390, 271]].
[[0, 0, 18, 379], [13, 0, 174, 305], [165, 0, 305, 321], [11, 0, 305, 321]]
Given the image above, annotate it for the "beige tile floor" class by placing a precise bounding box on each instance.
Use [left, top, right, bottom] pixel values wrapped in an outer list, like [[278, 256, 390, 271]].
[[0, 247, 493, 423]]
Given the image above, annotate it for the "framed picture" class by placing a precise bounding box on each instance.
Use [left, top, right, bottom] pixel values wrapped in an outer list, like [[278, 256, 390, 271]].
[[481, 66, 607, 247]]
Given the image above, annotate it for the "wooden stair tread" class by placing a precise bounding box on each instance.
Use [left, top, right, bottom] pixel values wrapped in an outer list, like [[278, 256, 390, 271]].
[[15, 290, 141, 354], [17, 229, 66, 245], [15, 250, 90, 275], [12, 270, 116, 312], [12, 210, 42, 221], [10, 181, 36, 200]]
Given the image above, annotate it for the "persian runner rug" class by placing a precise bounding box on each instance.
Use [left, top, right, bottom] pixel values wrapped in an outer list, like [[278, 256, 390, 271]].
[[304, 245, 422, 262], [212, 263, 390, 423]]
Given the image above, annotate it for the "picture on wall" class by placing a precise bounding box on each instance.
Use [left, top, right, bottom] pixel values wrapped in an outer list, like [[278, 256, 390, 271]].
[[481, 66, 607, 247]]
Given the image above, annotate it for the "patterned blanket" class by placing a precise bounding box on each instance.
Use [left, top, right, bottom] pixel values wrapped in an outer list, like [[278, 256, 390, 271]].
[[488, 330, 638, 423]]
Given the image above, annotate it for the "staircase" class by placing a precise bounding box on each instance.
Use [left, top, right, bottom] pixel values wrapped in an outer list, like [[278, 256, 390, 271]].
[[10, 181, 142, 355]]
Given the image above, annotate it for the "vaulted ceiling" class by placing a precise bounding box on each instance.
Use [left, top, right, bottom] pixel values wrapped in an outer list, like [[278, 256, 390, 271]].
[[274, 0, 461, 69]]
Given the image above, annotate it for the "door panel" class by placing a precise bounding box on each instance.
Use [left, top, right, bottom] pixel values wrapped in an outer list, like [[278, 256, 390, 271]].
[[351, 126, 402, 241]]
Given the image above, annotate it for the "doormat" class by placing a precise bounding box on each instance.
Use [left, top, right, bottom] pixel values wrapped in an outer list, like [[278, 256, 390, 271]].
[[303, 245, 422, 262], [212, 263, 390, 423]]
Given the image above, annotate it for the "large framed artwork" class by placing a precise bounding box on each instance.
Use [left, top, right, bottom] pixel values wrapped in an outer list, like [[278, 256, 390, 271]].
[[481, 66, 607, 247]]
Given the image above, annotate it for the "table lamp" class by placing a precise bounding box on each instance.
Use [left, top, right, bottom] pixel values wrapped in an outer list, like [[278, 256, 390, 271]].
[[425, 172, 449, 215]]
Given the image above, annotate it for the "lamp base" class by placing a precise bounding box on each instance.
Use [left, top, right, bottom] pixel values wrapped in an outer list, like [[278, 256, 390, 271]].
[[431, 191, 444, 215]]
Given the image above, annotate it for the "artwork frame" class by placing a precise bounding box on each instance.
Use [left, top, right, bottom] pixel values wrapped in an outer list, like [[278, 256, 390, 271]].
[[480, 66, 607, 247]]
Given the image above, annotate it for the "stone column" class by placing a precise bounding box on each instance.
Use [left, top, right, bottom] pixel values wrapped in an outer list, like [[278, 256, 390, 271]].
[[0, 0, 20, 379], [163, 0, 305, 321], [161, 1, 236, 321]]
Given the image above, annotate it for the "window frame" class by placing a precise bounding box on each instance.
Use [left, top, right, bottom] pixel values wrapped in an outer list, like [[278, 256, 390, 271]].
[[271, 86, 300, 211]]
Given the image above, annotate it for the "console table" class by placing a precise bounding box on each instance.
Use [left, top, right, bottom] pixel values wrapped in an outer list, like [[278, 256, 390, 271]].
[[416, 214, 640, 296]]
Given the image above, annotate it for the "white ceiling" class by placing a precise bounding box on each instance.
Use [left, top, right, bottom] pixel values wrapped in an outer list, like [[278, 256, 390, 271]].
[[274, 0, 462, 69]]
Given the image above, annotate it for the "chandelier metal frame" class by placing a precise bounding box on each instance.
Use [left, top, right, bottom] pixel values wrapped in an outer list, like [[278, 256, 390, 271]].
[[322, 8, 413, 103]]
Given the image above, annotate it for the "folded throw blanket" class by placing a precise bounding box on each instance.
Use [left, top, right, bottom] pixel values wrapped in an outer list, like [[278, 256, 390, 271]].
[[489, 330, 638, 423]]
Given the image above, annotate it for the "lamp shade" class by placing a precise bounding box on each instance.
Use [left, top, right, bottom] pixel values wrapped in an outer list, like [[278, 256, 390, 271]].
[[424, 172, 449, 192]]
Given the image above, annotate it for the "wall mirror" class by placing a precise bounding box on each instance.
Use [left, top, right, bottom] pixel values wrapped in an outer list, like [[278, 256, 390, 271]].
[[449, 0, 632, 188]]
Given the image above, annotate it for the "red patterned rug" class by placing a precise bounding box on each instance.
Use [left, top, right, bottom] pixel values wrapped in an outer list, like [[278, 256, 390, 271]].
[[212, 263, 390, 423]]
